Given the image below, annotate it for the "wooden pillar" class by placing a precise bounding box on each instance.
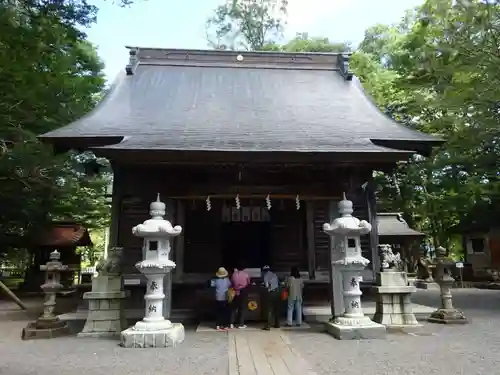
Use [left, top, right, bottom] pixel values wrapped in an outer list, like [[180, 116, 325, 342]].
[[366, 184, 380, 279], [305, 201, 316, 279], [163, 198, 176, 320], [174, 200, 185, 282], [108, 162, 122, 248], [327, 200, 344, 318]]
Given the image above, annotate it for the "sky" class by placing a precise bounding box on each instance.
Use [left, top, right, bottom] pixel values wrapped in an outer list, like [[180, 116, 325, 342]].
[[86, 0, 424, 80]]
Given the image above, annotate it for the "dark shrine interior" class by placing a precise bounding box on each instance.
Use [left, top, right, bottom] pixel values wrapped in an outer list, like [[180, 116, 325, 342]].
[[220, 221, 271, 270]]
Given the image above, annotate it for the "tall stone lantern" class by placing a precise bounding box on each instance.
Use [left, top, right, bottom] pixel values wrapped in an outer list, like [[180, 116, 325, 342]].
[[323, 193, 386, 340], [120, 194, 185, 348]]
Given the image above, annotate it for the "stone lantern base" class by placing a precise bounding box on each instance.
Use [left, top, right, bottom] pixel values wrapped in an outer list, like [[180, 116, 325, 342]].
[[120, 322, 185, 348], [77, 275, 128, 338], [21, 317, 70, 340], [428, 309, 468, 324], [325, 317, 386, 340]]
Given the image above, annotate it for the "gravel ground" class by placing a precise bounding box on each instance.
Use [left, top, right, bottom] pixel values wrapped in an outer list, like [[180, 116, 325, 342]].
[[1, 289, 499, 375], [0, 301, 227, 375], [287, 289, 500, 375]]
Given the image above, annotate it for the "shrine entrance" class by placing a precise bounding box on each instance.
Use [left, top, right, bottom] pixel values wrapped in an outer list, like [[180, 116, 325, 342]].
[[221, 221, 271, 270], [221, 204, 272, 270]]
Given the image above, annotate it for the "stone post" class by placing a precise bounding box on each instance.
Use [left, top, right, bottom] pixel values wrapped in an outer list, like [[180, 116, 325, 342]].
[[323, 193, 386, 340], [78, 247, 128, 338], [120, 194, 185, 348], [428, 246, 468, 324], [21, 250, 70, 340]]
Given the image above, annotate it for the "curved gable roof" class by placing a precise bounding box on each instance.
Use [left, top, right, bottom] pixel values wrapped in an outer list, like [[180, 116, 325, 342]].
[[40, 48, 443, 156]]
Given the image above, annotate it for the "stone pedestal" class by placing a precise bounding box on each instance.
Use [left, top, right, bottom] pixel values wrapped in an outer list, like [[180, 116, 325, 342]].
[[323, 193, 386, 340], [78, 275, 127, 338], [373, 270, 422, 331], [22, 250, 70, 340], [121, 323, 185, 348], [428, 247, 468, 325], [120, 194, 185, 348]]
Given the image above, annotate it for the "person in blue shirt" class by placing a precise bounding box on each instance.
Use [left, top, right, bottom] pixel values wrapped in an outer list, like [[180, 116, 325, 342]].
[[213, 267, 232, 331], [261, 265, 281, 330]]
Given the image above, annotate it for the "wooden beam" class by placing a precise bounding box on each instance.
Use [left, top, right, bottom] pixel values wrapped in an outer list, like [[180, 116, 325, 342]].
[[166, 194, 343, 200], [306, 201, 316, 280], [366, 183, 380, 277], [174, 200, 185, 282], [109, 162, 122, 248]]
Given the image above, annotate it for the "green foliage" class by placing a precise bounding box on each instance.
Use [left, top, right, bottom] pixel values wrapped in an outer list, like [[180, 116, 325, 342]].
[[0, 0, 109, 266], [354, 0, 500, 251], [206, 0, 288, 50]]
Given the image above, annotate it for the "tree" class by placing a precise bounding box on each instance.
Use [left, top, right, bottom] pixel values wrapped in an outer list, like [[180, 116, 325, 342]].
[[0, 0, 109, 266], [206, 0, 288, 50], [353, 0, 500, 254]]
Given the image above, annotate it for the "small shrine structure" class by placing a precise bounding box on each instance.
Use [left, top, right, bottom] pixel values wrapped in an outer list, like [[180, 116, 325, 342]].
[[23, 221, 92, 291], [39, 47, 443, 318], [323, 194, 386, 340], [377, 213, 425, 272], [120, 194, 184, 348]]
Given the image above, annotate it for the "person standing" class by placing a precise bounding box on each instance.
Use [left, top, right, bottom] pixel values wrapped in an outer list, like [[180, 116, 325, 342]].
[[261, 265, 280, 330], [230, 263, 250, 329], [213, 267, 231, 331], [285, 266, 304, 327]]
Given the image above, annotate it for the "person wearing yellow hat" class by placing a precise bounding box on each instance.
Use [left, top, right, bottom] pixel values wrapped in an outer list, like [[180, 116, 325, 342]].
[[213, 267, 232, 331]]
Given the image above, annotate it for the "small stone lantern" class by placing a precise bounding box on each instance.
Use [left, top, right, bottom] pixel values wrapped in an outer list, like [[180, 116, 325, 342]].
[[22, 250, 70, 340], [323, 193, 386, 340], [427, 246, 468, 324], [120, 194, 185, 348]]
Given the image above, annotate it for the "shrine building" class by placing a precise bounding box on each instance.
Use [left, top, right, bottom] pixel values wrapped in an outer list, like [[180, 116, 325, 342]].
[[40, 47, 442, 316]]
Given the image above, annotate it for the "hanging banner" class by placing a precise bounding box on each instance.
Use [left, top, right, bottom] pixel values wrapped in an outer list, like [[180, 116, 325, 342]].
[[231, 207, 241, 222], [241, 207, 251, 222], [251, 206, 261, 222]]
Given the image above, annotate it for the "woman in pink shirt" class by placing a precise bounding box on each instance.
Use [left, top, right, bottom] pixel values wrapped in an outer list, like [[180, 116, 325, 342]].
[[230, 263, 250, 329]]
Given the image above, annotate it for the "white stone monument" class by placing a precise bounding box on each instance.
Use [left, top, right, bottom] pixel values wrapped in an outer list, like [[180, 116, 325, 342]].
[[323, 193, 386, 340], [120, 194, 185, 348], [372, 244, 422, 331]]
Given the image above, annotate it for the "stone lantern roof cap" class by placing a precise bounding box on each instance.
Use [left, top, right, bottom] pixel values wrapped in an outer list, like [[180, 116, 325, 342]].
[[338, 192, 353, 216], [150, 193, 166, 214]]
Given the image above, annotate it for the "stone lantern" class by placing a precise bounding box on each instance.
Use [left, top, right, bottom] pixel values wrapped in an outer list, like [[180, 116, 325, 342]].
[[120, 194, 185, 348], [323, 193, 386, 340], [22, 250, 70, 340], [427, 246, 468, 324]]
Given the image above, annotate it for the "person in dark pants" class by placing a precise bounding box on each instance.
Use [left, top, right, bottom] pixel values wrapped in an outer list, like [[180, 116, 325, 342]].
[[261, 265, 281, 330], [213, 267, 231, 331], [230, 264, 250, 329]]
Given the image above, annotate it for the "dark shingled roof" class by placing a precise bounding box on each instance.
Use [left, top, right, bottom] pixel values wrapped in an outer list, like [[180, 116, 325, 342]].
[[40, 47, 443, 155], [377, 213, 425, 237]]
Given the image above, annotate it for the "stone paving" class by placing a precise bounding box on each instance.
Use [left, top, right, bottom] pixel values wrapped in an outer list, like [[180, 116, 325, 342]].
[[1, 289, 500, 375]]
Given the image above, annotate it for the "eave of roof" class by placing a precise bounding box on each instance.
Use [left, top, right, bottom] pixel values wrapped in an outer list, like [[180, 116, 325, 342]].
[[39, 47, 444, 157], [377, 212, 425, 237]]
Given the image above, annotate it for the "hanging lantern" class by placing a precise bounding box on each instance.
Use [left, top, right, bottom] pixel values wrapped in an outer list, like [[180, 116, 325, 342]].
[[206, 195, 212, 211], [295, 194, 300, 210], [265, 194, 272, 210], [235, 194, 241, 210]]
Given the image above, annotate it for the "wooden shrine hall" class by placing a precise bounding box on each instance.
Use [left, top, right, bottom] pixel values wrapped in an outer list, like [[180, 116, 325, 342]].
[[40, 47, 442, 315]]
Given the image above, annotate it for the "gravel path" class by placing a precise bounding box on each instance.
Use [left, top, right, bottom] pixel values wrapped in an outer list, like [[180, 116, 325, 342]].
[[287, 289, 500, 375], [1, 289, 499, 375], [0, 300, 227, 375]]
